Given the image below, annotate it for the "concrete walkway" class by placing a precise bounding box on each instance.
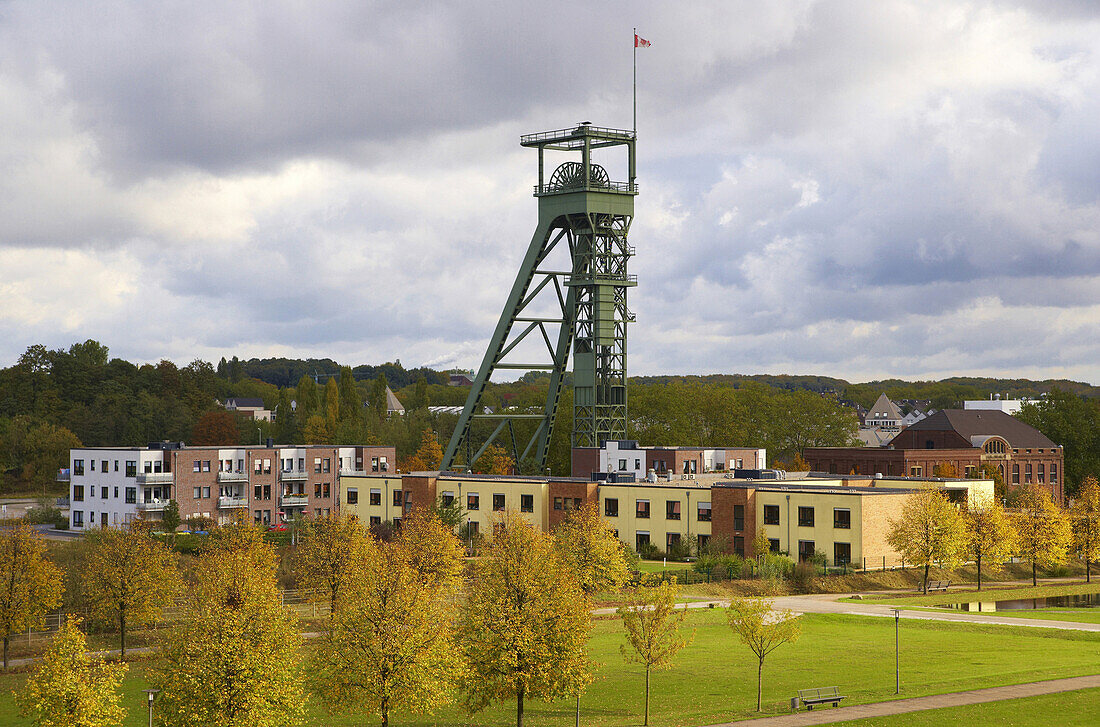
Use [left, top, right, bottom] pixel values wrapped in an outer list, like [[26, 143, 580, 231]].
[[701, 674, 1100, 726]]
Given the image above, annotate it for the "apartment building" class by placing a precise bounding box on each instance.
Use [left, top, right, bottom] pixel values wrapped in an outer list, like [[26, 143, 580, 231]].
[[572, 441, 766, 480], [66, 442, 395, 530]]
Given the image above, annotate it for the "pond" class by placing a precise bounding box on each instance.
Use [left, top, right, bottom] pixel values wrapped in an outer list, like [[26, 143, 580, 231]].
[[936, 594, 1100, 612]]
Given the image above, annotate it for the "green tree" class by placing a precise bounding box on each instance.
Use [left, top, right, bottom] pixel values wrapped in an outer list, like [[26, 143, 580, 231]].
[[0, 523, 64, 668], [727, 596, 802, 712], [1071, 476, 1100, 582], [296, 375, 320, 421], [324, 377, 340, 431], [965, 494, 1017, 590], [475, 444, 515, 475], [154, 521, 305, 726], [1013, 484, 1073, 586], [301, 415, 330, 445], [368, 375, 389, 424], [618, 578, 693, 725], [461, 513, 591, 727], [191, 410, 241, 445], [276, 389, 299, 444], [1017, 388, 1100, 498], [0, 416, 81, 494], [312, 514, 465, 727], [886, 488, 968, 593], [296, 514, 372, 616], [82, 526, 179, 658], [554, 503, 630, 594], [338, 366, 362, 424], [17, 616, 127, 727], [159, 500, 182, 541]]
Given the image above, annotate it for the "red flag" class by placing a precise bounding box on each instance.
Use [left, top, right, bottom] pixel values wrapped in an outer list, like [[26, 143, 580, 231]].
[[635, 34, 651, 48]]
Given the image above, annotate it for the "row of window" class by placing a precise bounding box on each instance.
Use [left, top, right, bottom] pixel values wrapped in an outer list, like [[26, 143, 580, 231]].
[[72, 485, 139, 503], [762, 505, 851, 529], [72, 460, 143, 477], [603, 498, 712, 521]]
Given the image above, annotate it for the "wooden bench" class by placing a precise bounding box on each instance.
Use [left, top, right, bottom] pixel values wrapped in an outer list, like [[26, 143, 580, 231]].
[[797, 686, 846, 710], [922, 580, 951, 592]]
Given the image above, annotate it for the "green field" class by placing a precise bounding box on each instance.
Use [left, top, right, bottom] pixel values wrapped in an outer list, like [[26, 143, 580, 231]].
[[2, 611, 1099, 726], [834, 687, 1100, 726], [847, 582, 1100, 607]]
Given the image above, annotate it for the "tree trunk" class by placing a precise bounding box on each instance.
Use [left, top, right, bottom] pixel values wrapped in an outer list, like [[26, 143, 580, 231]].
[[1033, 561, 1037, 587], [1087, 560, 1091, 584], [644, 667, 650, 726], [381, 695, 389, 727], [977, 554, 982, 591], [120, 603, 126, 659], [923, 563, 930, 594], [3, 635, 8, 670], [757, 657, 764, 712], [517, 685, 524, 727]]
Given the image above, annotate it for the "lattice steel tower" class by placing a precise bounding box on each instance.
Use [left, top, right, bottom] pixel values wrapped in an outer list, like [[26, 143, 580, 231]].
[[441, 123, 637, 472]]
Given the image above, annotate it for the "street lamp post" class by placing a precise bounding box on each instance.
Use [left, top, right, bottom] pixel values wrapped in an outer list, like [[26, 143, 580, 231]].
[[892, 608, 901, 694], [143, 688, 160, 727]]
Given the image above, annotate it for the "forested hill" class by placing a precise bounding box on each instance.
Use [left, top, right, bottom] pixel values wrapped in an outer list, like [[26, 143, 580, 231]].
[[221, 356, 450, 389]]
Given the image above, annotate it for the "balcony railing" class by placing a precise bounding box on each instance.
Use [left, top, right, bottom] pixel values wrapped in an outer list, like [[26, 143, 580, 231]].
[[137, 500, 169, 512], [56, 469, 70, 482], [280, 469, 308, 481], [136, 472, 174, 485], [280, 494, 309, 507], [218, 495, 249, 509], [217, 470, 249, 483]]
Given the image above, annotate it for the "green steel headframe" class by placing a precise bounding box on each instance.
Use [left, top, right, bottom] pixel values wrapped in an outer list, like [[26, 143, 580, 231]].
[[441, 124, 637, 472]]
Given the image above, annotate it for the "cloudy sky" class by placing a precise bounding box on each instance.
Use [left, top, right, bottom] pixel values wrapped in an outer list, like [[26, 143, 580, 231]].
[[2, 1, 1100, 383]]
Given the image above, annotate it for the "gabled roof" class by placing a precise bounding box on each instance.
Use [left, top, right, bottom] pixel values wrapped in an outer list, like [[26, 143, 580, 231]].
[[901, 409, 1057, 448], [225, 397, 265, 408], [865, 393, 903, 422], [385, 386, 405, 414]]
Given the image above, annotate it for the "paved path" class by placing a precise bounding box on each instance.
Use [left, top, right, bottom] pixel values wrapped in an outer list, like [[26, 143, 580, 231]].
[[701, 674, 1100, 726]]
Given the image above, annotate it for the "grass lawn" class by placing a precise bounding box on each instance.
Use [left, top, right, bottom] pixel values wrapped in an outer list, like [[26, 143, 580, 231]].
[[2, 611, 1100, 726], [637, 559, 693, 573], [846, 582, 1100, 607], [833, 687, 1100, 726]]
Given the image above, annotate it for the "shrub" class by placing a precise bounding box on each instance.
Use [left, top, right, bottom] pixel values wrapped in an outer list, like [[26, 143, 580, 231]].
[[666, 539, 693, 562], [23, 505, 67, 529], [760, 553, 794, 582], [637, 541, 661, 560]]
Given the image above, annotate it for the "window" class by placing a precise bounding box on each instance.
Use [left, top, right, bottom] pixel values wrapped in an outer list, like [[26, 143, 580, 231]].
[[798, 506, 814, 527], [371, 457, 380, 472], [925, 440, 935, 449], [202, 486, 210, 499], [144, 461, 153, 473], [254, 485, 262, 499], [346, 488, 359, 505], [102, 487, 109, 499], [573, 497, 582, 510], [734, 504, 744, 531], [520, 494, 534, 513], [635, 458, 642, 470], [323, 483, 330, 498], [72, 511, 83, 527], [733, 536, 745, 557], [393, 490, 403, 506], [125, 487, 136, 504], [667, 533, 682, 550], [834, 508, 851, 529], [554, 497, 563, 511], [202, 460, 211, 472], [263, 459, 271, 474], [698, 501, 712, 522], [263, 485, 271, 500], [441, 491, 455, 507], [636, 531, 650, 550], [666, 501, 681, 520], [768, 538, 780, 553], [193, 487, 201, 499], [370, 516, 382, 525], [834, 542, 851, 565], [798, 540, 816, 562], [1025, 463, 1033, 483], [114, 460, 119, 472], [467, 493, 480, 510], [618, 459, 627, 470], [125, 461, 136, 477], [101, 460, 108, 473], [314, 483, 322, 497], [113, 486, 119, 498], [467, 521, 479, 535], [493, 494, 506, 512], [74, 460, 84, 476], [254, 510, 262, 523], [697, 534, 710, 551], [604, 498, 618, 517], [369, 489, 381, 506], [1052, 464, 1059, 484], [254, 459, 262, 473], [964, 465, 977, 478], [379, 457, 389, 472], [90, 460, 95, 472], [193, 460, 201, 473], [763, 505, 780, 525], [636, 500, 650, 519], [1038, 464, 1046, 484], [909, 466, 923, 477], [323, 458, 331, 473], [1012, 464, 1020, 484], [73, 485, 84, 502], [314, 458, 322, 473], [297, 457, 304, 471]]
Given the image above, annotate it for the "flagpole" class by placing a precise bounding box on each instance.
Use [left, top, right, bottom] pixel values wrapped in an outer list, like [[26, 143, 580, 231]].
[[633, 27, 637, 133]]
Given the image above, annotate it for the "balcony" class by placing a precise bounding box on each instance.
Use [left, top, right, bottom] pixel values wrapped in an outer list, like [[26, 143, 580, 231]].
[[217, 471, 249, 483], [339, 467, 365, 476], [218, 495, 249, 509], [137, 472, 174, 485], [280, 494, 309, 507], [280, 469, 308, 481], [137, 500, 169, 512], [56, 469, 70, 482]]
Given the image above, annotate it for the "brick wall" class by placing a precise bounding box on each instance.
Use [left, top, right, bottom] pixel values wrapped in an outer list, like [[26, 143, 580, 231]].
[[712, 485, 755, 555], [570, 448, 600, 479], [548, 480, 598, 530]]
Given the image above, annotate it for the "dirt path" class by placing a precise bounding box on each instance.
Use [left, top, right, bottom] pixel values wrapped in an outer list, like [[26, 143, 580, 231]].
[[700, 674, 1100, 726]]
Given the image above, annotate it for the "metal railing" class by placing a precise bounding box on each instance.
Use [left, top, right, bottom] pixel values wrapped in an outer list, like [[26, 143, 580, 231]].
[[136, 472, 173, 484], [534, 180, 638, 195], [280, 494, 309, 507], [217, 496, 249, 509], [216, 470, 249, 483], [279, 469, 308, 481], [520, 125, 635, 144], [136, 500, 168, 512]]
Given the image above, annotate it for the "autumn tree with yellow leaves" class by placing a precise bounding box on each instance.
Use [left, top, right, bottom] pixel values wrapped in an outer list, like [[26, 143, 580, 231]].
[[965, 494, 1017, 590], [728, 597, 802, 712], [82, 524, 179, 658], [554, 502, 630, 594], [17, 617, 127, 727], [153, 521, 305, 727], [462, 513, 592, 727], [312, 513, 466, 727], [618, 578, 694, 725], [886, 488, 968, 593], [0, 523, 63, 668], [1071, 476, 1100, 583], [295, 513, 371, 615], [1013, 484, 1073, 586]]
